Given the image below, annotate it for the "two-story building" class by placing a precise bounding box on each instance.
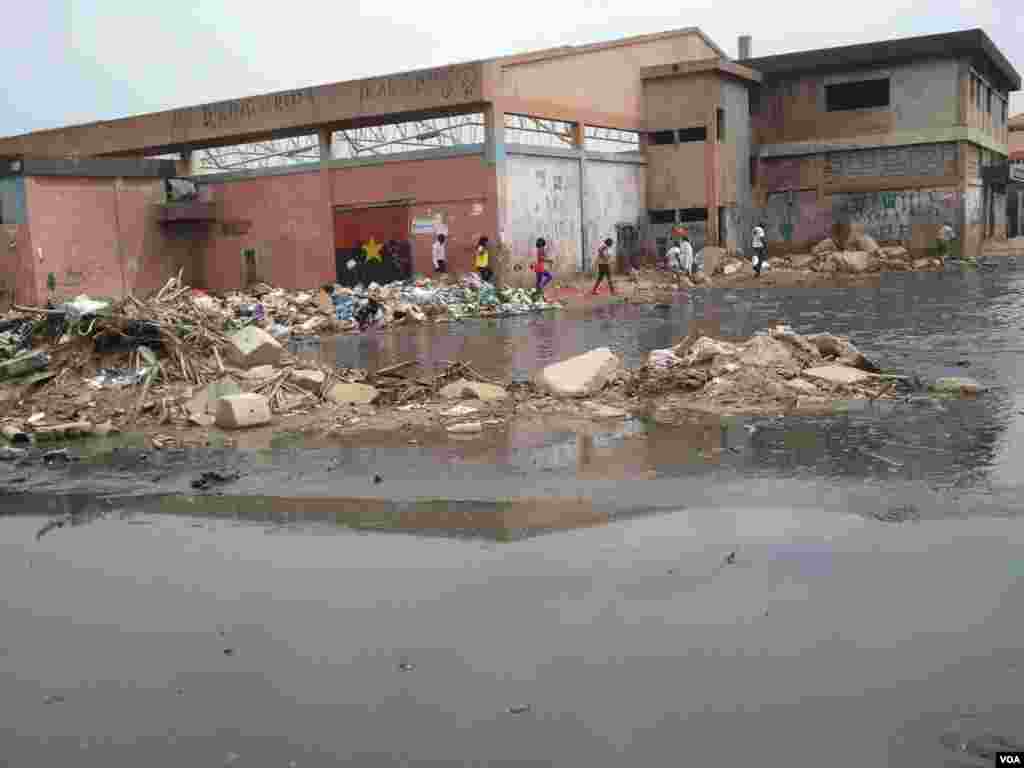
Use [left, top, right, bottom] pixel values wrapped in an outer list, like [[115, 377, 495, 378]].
[[0, 27, 1019, 303], [1009, 113, 1024, 237]]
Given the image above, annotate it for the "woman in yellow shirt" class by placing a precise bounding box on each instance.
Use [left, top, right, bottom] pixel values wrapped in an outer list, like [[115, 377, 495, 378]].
[[475, 236, 493, 283]]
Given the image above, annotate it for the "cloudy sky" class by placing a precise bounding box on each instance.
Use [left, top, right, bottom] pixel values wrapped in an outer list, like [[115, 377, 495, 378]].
[[1, 0, 1021, 137]]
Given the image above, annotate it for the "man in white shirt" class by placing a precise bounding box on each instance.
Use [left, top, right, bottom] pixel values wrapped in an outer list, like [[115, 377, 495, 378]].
[[751, 223, 766, 277], [937, 222, 956, 262], [432, 233, 447, 275]]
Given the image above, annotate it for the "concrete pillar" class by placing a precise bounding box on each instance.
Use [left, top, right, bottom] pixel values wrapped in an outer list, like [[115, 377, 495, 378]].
[[318, 128, 336, 287], [484, 103, 508, 280], [705, 120, 721, 248]]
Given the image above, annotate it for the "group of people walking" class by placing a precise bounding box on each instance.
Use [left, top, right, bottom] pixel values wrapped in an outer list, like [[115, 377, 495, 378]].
[[429, 232, 621, 299]]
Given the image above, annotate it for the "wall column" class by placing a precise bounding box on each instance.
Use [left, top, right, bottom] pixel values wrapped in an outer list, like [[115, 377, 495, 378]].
[[705, 120, 721, 247], [318, 128, 336, 286], [484, 103, 507, 279], [574, 120, 591, 271]]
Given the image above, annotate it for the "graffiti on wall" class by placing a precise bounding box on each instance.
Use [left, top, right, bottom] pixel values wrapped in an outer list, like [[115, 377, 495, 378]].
[[829, 143, 957, 179], [764, 190, 831, 243], [833, 188, 959, 241]]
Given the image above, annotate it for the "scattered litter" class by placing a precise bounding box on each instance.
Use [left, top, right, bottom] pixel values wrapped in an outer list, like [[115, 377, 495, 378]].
[[87, 367, 150, 388], [192, 470, 242, 490]]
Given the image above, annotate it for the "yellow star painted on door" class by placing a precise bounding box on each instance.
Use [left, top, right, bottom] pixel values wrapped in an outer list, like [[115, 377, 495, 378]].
[[363, 237, 383, 263]]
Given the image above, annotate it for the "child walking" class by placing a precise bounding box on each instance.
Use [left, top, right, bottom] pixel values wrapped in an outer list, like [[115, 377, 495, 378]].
[[475, 236, 493, 283], [591, 238, 616, 295], [533, 237, 553, 299]]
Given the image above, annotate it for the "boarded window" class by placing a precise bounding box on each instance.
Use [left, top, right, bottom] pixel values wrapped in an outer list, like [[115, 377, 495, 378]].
[[716, 109, 725, 142], [678, 208, 709, 221], [677, 126, 707, 143], [650, 130, 675, 146], [825, 78, 890, 112]]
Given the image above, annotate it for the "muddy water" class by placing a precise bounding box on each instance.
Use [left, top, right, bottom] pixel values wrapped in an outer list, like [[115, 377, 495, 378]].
[[5, 263, 1024, 765]]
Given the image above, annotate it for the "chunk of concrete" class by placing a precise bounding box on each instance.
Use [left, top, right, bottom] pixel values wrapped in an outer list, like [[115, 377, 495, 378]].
[[803, 365, 874, 386], [930, 377, 985, 396], [805, 334, 879, 372], [833, 251, 872, 274], [880, 245, 910, 261], [791, 254, 817, 269], [186, 377, 243, 415], [811, 238, 837, 257], [912, 258, 933, 270], [439, 378, 508, 402], [699, 246, 727, 276], [535, 348, 622, 398], [583, 402, 629, 419], [242, 365, 277, 380], [214, 393, 272, 429], [326, 382, 380, 406], [679, 338, 738, 365], [225, 326, 283, 369], [738, 336, 798, 369], [784, 378, 821, 395], [292, 369, 326, 393], [446, 421, 483, 434]]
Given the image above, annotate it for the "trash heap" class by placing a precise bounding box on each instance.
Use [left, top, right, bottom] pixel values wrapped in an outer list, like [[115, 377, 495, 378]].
[[626, 325, 906, 415]]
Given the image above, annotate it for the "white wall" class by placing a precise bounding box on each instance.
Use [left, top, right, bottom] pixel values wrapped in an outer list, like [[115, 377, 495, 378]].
[[582, 160, 644, 270], [505, 154, 582, 272]]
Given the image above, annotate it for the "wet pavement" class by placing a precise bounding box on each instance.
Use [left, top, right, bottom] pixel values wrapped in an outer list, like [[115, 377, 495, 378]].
[[3, 261, 1024, 765]]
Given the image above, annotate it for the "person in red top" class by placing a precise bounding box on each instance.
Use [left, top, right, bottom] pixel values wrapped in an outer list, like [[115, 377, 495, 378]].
[[533, 237, 553, 299]]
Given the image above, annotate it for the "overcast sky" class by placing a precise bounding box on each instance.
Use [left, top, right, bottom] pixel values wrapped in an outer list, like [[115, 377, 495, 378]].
[[1, 0, 1021, 138]]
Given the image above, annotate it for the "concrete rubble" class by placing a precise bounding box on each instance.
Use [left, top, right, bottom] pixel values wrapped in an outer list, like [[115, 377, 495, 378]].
[[535, 348, 623, 398]]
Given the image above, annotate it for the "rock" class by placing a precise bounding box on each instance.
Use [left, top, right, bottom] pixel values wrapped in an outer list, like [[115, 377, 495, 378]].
[[291, 369, 326, 394], [91, 420, 117, 437], [699, 246, 727, 276], [583, 403, 629, 419], [737, 336, 798, 369], [784, 378, 821, 395], [790, 254, 817, 269], [803, 365, 875, 386], [438, 379, 508, 402], [242, 365, 277, 380], [805, 334, 879, 371], [812, 238, 837, 257], [214, 393, 272, 429], [225, 326, 283, 369], [880, 245, 910, 261], [833, 251, 872, 274], [187, 377, 243, 416], [912, 258, 932, 270], [188, 413, 214, 427], [446, 421, 483, 434], [884, 260, 910, 271], [846, 233, 880, 254], [930, 377, 985, 396], [441, 404, 479, 417], [326, 383, 380, 406], [679, 338, 738, 365], [723, 263, 741, 276], [769, 326, 823, 363], [648, 348, 684, 369], [535, 348, 623, 398]]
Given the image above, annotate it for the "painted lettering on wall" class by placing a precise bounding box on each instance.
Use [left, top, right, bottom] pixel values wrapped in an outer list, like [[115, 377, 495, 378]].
[[359, 66, 478, 107], [834, 188, 959, 241], [191, 90, 312, 130]]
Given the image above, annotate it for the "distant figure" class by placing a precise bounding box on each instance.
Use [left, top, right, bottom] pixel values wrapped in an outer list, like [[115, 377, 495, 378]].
[[591, 238, 616, 295], [476, 236, 493, 283], [751, 222, 766, 277], [533, 237, 553, 299], [432, 233, 447, 275], [666, 241, 684, 288], [937, 222, 957, 261]]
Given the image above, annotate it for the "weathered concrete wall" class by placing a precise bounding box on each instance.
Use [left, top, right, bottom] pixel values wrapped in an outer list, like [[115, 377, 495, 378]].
[[200, 152, 495, 288], [643, 73, 719, 131], [502, 31, 718, 128], [646, 143, 706, 210], [582, 159, 644, 270], [23, 177, 196, 304], [0, 176, 27, 224], [827, 143, 958, 180], [994, 188, 1007, 238], [763, 190, 832, 247], [756, 59, 961, 146], [722, 79, 752, 253], [1, 224, 33, 310], [831, 187, 961, 250], [505, 154, 582, 273]]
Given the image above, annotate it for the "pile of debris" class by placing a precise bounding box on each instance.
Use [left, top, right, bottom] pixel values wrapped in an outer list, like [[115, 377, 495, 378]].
[[623, 325, 905, 416], [766, 234, 943, 275], [194, 273, 562, 339]]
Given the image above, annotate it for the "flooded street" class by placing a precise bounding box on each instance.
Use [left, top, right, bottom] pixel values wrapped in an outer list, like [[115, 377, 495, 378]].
[[4, 263, 1024, 766]]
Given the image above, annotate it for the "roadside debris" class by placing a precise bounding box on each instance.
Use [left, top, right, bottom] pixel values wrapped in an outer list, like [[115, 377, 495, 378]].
[[191, 470, 242, 490]]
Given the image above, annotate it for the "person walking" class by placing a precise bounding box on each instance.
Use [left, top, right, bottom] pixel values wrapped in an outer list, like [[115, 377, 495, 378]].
[[937, 222, 957, 262], [475, 236, 493, 283], [751, 222, 766, 277], [591, 238, 616, 295], [432, 233, 448, 275], [533, 237, 553, 299]]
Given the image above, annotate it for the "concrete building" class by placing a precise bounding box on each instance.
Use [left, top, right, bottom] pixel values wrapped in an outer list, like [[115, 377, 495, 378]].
[[0, 27, 1019, 304], [1009, 113, 1024, 237]]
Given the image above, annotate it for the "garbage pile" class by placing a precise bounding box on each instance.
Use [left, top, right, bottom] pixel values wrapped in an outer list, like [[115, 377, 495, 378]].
[[625, 325, 905, 415]]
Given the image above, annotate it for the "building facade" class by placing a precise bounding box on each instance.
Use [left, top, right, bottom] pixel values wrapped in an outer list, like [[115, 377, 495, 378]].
[[0, 28, 1018, 303]]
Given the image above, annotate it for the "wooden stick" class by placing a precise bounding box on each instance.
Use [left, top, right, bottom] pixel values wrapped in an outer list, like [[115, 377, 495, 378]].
[[372, 359, 416, 378]]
